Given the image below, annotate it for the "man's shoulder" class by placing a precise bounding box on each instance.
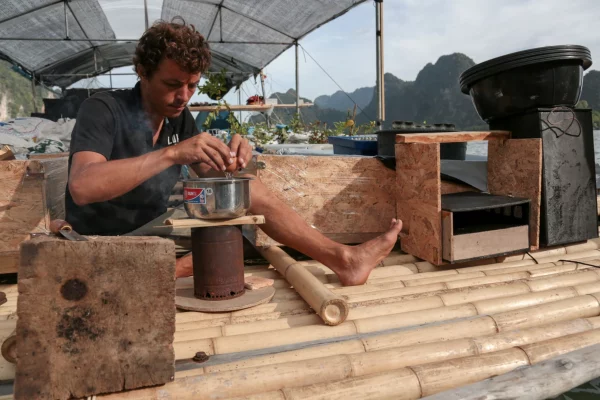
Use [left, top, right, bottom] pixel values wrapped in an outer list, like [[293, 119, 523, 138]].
[[86, 88, 135, 110]]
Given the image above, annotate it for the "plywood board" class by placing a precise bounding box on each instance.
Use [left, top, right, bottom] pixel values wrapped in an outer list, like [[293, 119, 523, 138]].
[[253, 155, 396, 246], [488, 139, 542, 250], [442, 211, 453, 262], [396, 131, 510, 144], [0, 158, 68, 271], [14, 236, 176, 399], [451, 225, 530, 261], [395, 143, 442, 265]]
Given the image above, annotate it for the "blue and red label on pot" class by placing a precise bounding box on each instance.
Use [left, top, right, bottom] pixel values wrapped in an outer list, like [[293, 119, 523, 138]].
[[184, 188, 206, 204]]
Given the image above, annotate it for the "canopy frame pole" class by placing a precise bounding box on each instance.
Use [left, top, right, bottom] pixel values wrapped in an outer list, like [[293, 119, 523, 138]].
[[63, 0, 69, 39], [31, 74, 38, 113], [238, 88, 242, 122], [144, 0, 149, 30], [375, 0, 384, 126], [260, 71, 270, 128], [295, 41, 300, 116], [93, 48, 98, 72], [109, 70, 113, 89]]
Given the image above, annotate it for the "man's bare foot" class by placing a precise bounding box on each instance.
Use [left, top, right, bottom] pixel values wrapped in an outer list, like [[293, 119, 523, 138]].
[[329, 219, 403, 286]]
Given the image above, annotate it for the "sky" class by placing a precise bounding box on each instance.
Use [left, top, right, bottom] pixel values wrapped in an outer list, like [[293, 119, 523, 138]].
[[76, 0, 600, 106]]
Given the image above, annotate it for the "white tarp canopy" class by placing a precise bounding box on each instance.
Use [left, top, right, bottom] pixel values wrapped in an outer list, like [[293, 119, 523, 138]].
[[0, 0, 366, 88]]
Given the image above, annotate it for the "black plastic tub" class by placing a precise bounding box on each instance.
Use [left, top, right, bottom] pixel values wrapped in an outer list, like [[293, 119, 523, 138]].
[[460, 45, 592, 121]]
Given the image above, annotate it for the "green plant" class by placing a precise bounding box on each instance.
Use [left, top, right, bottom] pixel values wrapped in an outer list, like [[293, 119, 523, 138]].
[[197, 69, 247, 135]]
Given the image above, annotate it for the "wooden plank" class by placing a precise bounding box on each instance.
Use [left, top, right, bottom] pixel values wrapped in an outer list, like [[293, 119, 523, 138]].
[[166, 215, 265, 227], [422, 342, 600, 400], [396, 130, 511, 144], [442, 211, 453, 262], [488, 139, 542, 250], [395, 143, 442, 265], [252, 155, 396, 245], [15, 236, 176, 400], [451, 225, 530, 262], [0, 252, 19, 275]]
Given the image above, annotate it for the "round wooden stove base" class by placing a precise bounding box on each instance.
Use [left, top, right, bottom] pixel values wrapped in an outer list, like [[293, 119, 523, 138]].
[[175, 286, 275, 312]]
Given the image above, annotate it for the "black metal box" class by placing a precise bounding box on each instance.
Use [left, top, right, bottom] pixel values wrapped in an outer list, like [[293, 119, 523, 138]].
[[490, 108, 598, 247]]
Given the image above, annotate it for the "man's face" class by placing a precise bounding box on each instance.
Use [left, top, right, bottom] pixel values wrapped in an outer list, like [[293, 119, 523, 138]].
[[139, 58, 201, 118]]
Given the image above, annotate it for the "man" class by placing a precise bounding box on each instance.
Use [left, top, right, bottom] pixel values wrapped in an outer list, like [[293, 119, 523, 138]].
[[66, 20, 402, 286]]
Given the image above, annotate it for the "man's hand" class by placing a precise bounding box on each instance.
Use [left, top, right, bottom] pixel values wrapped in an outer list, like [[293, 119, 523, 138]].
[[168, 132, 234, 171], [228, 134, 252, 169]]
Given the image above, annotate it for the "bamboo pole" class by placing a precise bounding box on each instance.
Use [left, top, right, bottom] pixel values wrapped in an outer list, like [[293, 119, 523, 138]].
[[103, 324, 600, 400], [172, 276, 600, 345], [282, 369, 422, 400], [259, 246, 348, 326], [472, 287, 579, 314], [173, 290, 600, 358], [520, 327, 600, 364], [491, 294, 600, 331], [423, 343, 600, 400]]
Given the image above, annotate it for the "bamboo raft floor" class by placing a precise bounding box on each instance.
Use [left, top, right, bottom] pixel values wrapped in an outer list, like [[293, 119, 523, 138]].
[[2, 239, 600, 399]]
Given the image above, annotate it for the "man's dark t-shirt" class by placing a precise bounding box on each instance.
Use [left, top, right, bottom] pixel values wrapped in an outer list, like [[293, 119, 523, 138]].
[[65, 82, 198, 235]]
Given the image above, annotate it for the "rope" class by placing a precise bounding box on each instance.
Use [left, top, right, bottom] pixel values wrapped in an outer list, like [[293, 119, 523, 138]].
[[557, 260, 600, 269], [298, 43, 376, 121], [526, 252, 540, 264]]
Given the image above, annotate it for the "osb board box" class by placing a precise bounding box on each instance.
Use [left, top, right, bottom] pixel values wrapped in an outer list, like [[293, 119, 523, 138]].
[[245, 155, 397, 246], [0, 157, 68, 274]]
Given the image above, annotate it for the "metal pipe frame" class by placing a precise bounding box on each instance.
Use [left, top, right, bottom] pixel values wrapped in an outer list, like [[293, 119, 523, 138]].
[[0, 37, 291, 44], [295, 41, 300, 116]]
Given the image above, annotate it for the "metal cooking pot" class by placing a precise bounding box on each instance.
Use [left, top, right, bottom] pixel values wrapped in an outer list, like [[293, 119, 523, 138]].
[[182, 177, 253, 219]]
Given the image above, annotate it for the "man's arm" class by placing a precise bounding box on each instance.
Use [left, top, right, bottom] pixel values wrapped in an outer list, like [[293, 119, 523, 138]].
[[70, 133, 235, 205], [68, 98, 234, 206], [69, 149, 174, 205]]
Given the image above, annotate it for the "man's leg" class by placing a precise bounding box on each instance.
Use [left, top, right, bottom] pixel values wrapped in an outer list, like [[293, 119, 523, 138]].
[[177, 178, 402, 285]]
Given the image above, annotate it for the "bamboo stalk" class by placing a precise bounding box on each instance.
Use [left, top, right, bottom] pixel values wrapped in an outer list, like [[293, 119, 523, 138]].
[[173, 279, 600, 345], [472, 287, 579, 314], [282, 369, 422, 400], [445, 272, 531, 289], [362, 316, 498, 351], [472, 318, 593, 354], [439, 282, 531, 306], [346, 283, 447, 303], [423, 343, 600, 400], [107, 323, 600, 400], [491, 294, 600, 331], [259, 246, 348, 326], [353, 304, 478, 334], [202, 340, 366, 374], [413, 348, 530, 396], [520, 327, 600, 364], [402, 272, 486, 287], [174, 290, 600, 358], [526, 270, 600, 292]]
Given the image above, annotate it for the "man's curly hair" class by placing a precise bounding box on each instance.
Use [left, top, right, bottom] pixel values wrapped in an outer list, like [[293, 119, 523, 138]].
[[133, 18, 211, 78]]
